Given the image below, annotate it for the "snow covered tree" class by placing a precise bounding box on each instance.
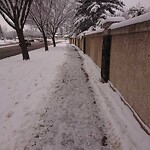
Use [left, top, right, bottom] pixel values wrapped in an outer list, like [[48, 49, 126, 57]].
[[5, 30, 17, 40], [0, 0, 33, 60], [115, 3, 149, 20], [128, 3, 147, 18], [29, 0, 74, 48], [74, 0, 124, 33], [1, 26, 7, 42], [47, 0, 74, 47], [29, 0, 53, 51]]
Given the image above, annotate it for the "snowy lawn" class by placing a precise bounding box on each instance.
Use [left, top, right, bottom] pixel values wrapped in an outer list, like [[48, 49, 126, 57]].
[[0, 42, 67, 150], [0, 39, 18, 46]]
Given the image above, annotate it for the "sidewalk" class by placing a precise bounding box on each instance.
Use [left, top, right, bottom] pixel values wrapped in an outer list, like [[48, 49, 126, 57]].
[[27, 44, 122, 150]]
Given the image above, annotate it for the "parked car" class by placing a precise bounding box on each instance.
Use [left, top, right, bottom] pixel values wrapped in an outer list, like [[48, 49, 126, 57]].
[[19, 40, 31, 47]]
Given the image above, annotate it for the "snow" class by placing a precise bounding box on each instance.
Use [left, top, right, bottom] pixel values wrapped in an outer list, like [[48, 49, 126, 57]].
[[85, 28, 104, 36], [0, 43, 19, 48], [74, 16, 88, 26], [71, 33, 77, 38], [0, 40, 5, 45], [27, 44, 121, 150], [0, 41, 149, 150], [0, 42, 67, 150], [0, 39, 18, 45], [110, 12, 150, 29], [102, 17, 126, 24], [77, 27, 104, 38], [89, 2, 100, 13], [74, 45, 150, 150]]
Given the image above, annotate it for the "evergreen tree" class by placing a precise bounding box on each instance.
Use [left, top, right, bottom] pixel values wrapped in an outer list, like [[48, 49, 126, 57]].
[[74, 0, 124, 33], [128, 3, 146, 18]]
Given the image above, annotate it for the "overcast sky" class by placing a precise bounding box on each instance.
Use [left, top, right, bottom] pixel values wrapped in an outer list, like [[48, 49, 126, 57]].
[[123, 0, 150, 8], [0, 0, 150, 31]]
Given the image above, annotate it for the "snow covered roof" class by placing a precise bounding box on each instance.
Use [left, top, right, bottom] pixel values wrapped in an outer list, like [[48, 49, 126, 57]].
[[109, 12, 150, 30]]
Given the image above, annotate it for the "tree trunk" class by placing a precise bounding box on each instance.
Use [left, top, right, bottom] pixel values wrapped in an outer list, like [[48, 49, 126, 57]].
[[42, 31, 49, 51], [16, 28, 30, 60], [52, 35, 56, 47]]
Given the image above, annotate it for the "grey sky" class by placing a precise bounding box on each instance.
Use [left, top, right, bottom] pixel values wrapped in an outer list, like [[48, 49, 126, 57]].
[[123, 0, 150, 8], [0, 0, 150, 31]]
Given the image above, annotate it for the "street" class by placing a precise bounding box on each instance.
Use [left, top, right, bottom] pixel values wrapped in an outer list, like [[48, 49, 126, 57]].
[[0, 41, 50, 59]]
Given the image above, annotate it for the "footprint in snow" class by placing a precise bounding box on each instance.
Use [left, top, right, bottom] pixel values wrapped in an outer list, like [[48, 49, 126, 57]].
[[6, 111, 14, 119]]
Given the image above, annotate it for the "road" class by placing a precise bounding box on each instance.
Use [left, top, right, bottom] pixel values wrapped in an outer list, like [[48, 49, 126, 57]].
[[0, 41, 50, 60]]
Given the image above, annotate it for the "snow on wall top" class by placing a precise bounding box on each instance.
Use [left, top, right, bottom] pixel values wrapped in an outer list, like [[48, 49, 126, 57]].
[[77, 27, 104, 38], [71, 33, 77, 38], [102, 17, 126, 24], [110, 12, 150, 30], [85, 28, 104, 36]]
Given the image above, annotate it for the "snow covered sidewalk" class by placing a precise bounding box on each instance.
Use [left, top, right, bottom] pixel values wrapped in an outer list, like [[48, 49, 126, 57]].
[[0, 43, 67, 150], [27, 44, 121, 150], [0, 42, 149, 150]]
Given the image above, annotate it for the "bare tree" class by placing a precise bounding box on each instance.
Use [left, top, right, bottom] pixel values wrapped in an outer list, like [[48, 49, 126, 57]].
[[0, 25, 4, 40], [5, 30, 17, 40], [29, 0, 53, 51], [1, 26, 7, 42], [0, 0, 33, 60], [47, 0, 75, 47]]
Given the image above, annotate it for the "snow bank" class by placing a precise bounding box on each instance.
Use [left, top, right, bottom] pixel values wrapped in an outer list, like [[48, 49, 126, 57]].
[[110, 12, 150, 29], [74, 45, 150, 150], [77, 27, 104, 39], [0, 40, 5, 45], [0, 43, 19, 48], [0, 39, 18, 45], [0, 42, 67, 150]]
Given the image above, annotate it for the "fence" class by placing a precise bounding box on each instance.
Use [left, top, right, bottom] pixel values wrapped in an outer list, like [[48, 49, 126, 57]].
[[70, 19, 150, 129]]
